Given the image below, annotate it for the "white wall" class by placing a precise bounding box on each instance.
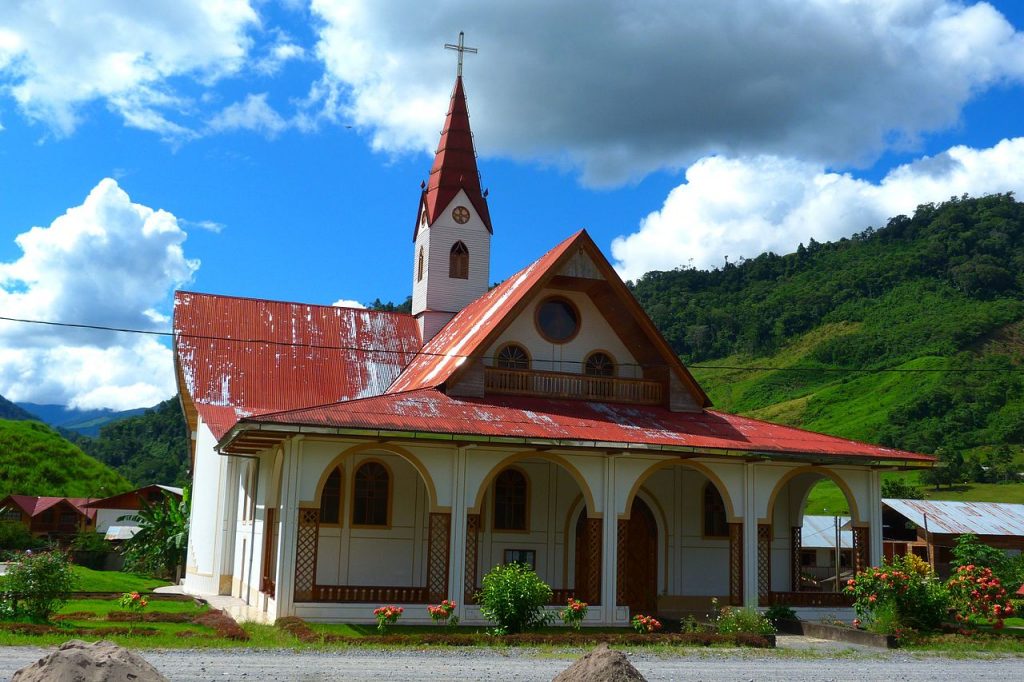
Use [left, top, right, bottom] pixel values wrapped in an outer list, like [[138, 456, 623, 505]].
[[183, 419, 227, 596]]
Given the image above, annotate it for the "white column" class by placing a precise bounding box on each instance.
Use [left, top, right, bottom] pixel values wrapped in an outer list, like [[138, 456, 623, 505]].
[[273, 436, 303, 618], [219, 457, 241, 594], [448, 446, 469, 620], [868, 470, 883, 567], [600, 455, 620, 624], [742, 462, 759, 608]]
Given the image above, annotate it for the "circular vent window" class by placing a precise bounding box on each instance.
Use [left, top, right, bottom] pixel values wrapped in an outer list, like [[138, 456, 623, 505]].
[[536, 297, 580, 343]]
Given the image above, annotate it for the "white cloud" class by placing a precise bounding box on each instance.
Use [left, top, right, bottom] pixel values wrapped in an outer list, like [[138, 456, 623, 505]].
[[0, 179, 199, 409], [180, 219, 226, 234], [611, 138, 1024, 279], [207, 93, 288, 137], [332, 298, 365, 309], [255, 30, 306, 75], [309, 0, 1024, 185], [0, 0, 258, 137]]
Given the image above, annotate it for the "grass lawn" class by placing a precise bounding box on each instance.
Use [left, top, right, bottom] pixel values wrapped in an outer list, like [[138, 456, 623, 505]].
[[70, 566, 170, 593], [0, 597, 296, 649], [805, 474, 1024, 515]]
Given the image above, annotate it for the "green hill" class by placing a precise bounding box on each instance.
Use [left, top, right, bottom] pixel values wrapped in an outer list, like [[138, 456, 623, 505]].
[[71, 398, 191, 487], [0, 419, 132, 499], [631, 193, 1024, 509]]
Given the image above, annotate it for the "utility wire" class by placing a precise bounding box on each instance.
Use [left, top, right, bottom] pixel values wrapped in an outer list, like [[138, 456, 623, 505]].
[[1, 313, 1021, 374]]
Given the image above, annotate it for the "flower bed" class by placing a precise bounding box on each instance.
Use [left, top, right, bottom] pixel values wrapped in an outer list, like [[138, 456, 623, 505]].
[[274, 617, 774, 648]]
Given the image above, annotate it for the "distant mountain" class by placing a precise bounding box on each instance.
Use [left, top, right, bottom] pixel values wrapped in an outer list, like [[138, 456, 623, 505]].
[[0, 418, 132, 499], [16, 402, 150, 437], [0, 395, 40, 422]]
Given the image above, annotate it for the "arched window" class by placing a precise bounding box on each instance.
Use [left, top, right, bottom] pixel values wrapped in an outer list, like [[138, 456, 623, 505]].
[[449, 241, 469, 279], [496, 343, 530, 370], [584, 351, 615, 377], [417, 247, 424, 282], [319, 467, 342, 524], [353, 461, 390, 526], [493, 468, 528, 531], [703, 482, 728, 537]]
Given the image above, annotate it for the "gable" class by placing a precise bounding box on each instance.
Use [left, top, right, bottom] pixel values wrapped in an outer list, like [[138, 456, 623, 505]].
[[388, 230, 709, 409]]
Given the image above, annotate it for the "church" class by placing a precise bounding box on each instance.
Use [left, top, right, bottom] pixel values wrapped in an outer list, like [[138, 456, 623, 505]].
[[173, 47, 933, 625]]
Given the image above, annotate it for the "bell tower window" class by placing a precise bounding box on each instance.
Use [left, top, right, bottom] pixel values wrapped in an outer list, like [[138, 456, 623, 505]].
[[417, 247, 424, 282], [449, 241, 469, 279]]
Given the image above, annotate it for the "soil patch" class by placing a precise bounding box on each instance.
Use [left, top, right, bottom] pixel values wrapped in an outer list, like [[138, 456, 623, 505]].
[[553, 643, 647, 682], [11, 639, 167, 681]]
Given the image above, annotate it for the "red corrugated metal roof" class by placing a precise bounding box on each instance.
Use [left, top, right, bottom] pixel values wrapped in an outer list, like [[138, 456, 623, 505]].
[[243, 389, 933, 463], [1, 495, 96, 520], [174, 292, 422, 439], [415, 76, 491, 239]]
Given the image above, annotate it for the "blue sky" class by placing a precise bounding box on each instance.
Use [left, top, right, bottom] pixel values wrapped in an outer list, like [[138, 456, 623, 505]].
[[0, 0, 1023, 409]]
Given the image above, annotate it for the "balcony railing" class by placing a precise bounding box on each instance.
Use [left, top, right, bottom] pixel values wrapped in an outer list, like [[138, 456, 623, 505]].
[[485, 368, 664, 405]]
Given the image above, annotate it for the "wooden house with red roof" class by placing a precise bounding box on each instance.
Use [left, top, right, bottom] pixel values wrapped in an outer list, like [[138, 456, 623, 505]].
[[0, 495, 96, 540], [173, 49, 932, 625]]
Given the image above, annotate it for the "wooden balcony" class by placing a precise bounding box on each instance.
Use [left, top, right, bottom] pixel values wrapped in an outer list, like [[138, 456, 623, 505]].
[[485, 367, 664, 405]]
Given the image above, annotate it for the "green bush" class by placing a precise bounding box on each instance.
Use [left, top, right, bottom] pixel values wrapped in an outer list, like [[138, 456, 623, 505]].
[[476, 563, 552, 634], [763, 604, 798, 626], [846, 554, 948, 634], [70, 529, 110, 553], [0, 521, 44, 553], [713, 604, 775, 635], [1, 551, 78, 622]]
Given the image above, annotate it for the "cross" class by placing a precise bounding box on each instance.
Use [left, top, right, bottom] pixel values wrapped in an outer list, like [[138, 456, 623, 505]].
[[444, 31, 477, 78]]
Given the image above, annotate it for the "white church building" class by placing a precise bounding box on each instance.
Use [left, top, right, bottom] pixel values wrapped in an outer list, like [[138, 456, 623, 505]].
[[173, 64, 933, 625]]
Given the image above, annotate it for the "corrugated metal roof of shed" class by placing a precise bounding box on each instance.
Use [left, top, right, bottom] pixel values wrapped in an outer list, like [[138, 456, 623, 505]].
[[802, 515, 853, 549], [243, 389, 933, 462], [883, 499, 1024, 537], [173, 291, 422, 439]]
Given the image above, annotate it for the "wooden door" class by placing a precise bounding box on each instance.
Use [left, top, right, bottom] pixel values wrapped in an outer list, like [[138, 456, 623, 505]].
[[624, 498, 657, 615]]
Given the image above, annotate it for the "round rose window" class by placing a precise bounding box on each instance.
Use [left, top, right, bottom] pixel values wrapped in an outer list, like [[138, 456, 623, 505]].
[[536, 297, 580, 343]]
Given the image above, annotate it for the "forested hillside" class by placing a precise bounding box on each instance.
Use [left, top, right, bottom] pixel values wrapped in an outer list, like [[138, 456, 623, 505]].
[[632, 194, 1024, 486], [0, 395, 39, 422], [72, 398, 191, 487], [0, 419, 132, 498]]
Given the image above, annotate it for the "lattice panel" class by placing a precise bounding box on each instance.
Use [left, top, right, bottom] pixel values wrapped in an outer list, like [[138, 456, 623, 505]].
[[616, 519, 628, 606], [757, 524, 771, 599], [853, 526, 870, 574], [294, 508, 319, 602], [464, 513, 480, 602], [583, 517, 602, 605], [728, 523, 743, 606], [427, 512, 451, 602], [791, 526, 802, 592]]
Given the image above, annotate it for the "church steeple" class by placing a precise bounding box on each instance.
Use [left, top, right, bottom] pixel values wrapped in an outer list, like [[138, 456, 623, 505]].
[[411, 34, 492, 341], [414, 75, 492, 241]]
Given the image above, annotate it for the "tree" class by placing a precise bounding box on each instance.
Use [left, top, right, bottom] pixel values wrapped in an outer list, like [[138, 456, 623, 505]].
[[880, 477, 923, 499], [119, 489, 190, 579]]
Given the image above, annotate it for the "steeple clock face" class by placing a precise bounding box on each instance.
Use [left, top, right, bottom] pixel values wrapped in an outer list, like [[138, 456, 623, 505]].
[[452, 206, 471, 224]]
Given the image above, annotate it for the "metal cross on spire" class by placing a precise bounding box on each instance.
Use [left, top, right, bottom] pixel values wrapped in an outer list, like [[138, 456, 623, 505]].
[[444, 31, 477, 78]]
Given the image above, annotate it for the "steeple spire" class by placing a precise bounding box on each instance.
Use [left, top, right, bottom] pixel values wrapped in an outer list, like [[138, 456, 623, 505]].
[[414, 38, 492, 240]]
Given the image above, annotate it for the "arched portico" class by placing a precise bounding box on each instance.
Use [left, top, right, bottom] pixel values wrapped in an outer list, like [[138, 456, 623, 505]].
[[761, 466, 866, 607]]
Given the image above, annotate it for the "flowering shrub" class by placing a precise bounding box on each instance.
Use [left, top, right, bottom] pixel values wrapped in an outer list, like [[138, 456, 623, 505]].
[[845, 554, 948, 634], [1, 550, 77, 623], [559, 597, 588, 631], [373, 605, 404, 633], [119, 591, 149, 613], [947, 564, 1015, 630], [426, 599, 458, 626], [714, 606, 775, 635], [631, 614, 662, 634]]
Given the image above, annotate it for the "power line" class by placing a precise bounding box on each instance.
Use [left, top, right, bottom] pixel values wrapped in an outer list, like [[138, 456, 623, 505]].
[[1, 313, 1021, 374]]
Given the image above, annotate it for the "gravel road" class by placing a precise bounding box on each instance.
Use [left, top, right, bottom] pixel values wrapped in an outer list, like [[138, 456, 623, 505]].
[[1, 640, 1021, 681]]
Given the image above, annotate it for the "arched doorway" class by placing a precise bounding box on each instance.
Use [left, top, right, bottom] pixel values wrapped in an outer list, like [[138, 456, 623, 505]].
[[621, 498, 658, 616]]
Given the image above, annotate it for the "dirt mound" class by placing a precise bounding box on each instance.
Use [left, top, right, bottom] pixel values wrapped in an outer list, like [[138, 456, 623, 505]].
[[12, 639, 167, 682], [552, 643, 647, 682]]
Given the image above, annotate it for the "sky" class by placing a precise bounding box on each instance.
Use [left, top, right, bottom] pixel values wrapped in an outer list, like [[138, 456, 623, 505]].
[[0, 0, 1023, 411]]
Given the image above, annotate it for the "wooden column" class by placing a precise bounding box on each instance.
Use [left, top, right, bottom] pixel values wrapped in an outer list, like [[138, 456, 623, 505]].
[[728, 522, 743, 606], [426, 512, 451, 602], [260, 507, 277, 598], [464, 513, 480, 602], [293, 508, 319, 602], [853, 526, 870, 575]]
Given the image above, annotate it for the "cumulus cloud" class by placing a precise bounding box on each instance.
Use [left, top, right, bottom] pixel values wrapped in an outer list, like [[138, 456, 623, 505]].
[[255, 30, 306, 75], [331, 298, 365, 309], [611, 138, 1024, 279], [0, 179, 199, 409], [207, 93, 288, 137], [309, 0, 1024, 185], [0, 0, 258, 137]]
